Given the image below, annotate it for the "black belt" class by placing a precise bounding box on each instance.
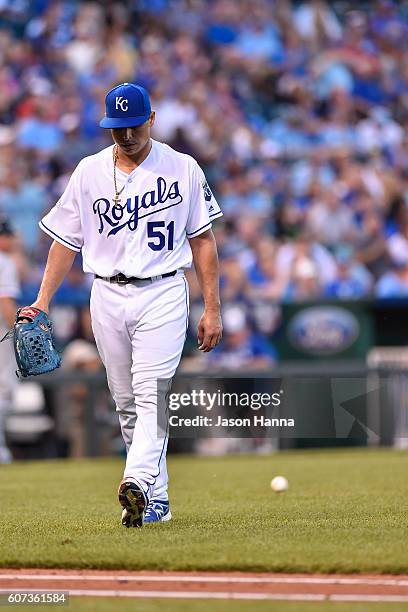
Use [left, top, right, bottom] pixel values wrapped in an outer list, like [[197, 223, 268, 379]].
[[95, 270, 177, 285]]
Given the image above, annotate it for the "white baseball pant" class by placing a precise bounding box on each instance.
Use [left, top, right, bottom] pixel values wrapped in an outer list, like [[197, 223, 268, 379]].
[[90, 271, 188, 501]]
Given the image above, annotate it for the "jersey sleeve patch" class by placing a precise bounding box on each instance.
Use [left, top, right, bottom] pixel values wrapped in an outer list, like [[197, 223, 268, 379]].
[[186, 161, 222, 238], [202, 179, 213, 203]]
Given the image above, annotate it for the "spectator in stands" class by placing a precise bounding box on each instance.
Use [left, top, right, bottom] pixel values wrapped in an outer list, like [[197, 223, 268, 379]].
[[294, 0, 342, 48], [0, 217, 20, 463], [376, 262, 408, 298], [276, 233, 337, 287], [219, 242, 249, 304], [0, 169, 47, 255], [387, 220, 408, 267], [284, 256, 322, 302], [208, 306, 277, 370], [247, 237, 287, 301], [325, 246, 373, 299], [306, 185, 357, 247], [356, 211, 390, 279]]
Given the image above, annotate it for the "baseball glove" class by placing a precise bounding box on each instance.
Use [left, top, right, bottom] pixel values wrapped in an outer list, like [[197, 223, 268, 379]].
[[13, 306, 61, 378]]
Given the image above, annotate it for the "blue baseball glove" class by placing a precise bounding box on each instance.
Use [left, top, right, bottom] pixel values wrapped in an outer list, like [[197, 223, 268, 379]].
[[13, 306, 61, 378]]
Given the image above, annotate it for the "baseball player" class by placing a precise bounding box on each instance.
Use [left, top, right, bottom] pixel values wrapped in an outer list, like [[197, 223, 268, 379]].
[[0, 218, 20, 463], [31, 83, 223, 526]]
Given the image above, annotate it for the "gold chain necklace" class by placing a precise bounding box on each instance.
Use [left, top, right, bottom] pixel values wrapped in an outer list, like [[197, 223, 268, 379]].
[[113, 145, 125, 205]]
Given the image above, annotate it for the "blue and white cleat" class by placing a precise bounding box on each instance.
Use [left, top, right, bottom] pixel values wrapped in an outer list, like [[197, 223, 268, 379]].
[[144, 499, 172, 524], [118, 478, 147, 528]]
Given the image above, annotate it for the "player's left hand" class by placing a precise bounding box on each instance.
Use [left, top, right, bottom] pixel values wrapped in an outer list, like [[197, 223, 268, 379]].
[[197, 308, 222, 352]]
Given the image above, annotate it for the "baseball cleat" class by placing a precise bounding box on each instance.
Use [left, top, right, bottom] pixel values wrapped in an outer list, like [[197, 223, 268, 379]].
[[118, 479, 147, 528], [144, 499, 172, 524]]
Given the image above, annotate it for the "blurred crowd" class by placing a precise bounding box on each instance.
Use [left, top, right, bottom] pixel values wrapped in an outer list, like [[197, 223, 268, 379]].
[[1, 0, 408, 367]]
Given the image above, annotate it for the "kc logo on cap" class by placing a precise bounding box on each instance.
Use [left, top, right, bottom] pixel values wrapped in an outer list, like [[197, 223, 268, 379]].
[[100, 83, 152, 129], [115, 97, 128, 112]]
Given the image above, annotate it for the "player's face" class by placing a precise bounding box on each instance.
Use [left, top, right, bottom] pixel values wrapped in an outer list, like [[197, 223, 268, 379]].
[[111, 112, 155, 158]]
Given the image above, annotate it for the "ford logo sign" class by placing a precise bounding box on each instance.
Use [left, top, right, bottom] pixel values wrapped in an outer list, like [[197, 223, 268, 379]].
[[288, 306, 360, 356]]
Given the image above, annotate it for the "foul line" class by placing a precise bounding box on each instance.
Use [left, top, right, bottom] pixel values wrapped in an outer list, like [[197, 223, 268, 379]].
[[0, 574, 408, 586]]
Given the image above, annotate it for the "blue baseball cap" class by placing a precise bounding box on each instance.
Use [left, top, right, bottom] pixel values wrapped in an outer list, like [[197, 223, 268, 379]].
[[99, 83, 152, 129]]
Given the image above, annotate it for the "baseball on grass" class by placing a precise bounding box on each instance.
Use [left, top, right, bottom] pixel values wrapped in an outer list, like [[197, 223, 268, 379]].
[[270, 475, 289, 493]]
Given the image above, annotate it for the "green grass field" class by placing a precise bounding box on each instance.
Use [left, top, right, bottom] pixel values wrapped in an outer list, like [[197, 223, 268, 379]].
[[0, 448, 407, 573]]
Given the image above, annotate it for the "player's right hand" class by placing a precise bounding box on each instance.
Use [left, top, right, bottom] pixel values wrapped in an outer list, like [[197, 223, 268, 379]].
[[30, 301, 49, 315]]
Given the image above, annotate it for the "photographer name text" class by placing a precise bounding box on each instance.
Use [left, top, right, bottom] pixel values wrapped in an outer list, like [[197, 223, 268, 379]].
[[169, 415, 295, 428]]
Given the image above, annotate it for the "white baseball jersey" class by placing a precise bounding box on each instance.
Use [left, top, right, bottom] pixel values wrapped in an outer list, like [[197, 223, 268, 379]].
[[39, 140, 222, 277]]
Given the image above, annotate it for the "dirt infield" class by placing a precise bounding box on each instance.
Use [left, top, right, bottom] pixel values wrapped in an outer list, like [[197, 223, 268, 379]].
[[1, 570, 408, 602]]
